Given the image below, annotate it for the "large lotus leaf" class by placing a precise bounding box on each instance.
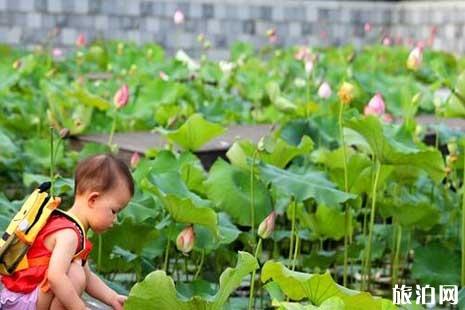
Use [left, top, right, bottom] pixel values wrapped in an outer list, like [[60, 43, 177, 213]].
[[139, 79, 187, 106], [297, 204, 350, 241], [143, 172, 218, 236], [205, 159, 272, 226], [345, 116, 445, 183], [67, 84, 111, 111], [158, 113, 226, 151], [261, 261, 386, 309], [195, 213, 240, 251], [139, 151, 207, 194], [226, 136, 313, 169], [89, 217, 159, 274], [259, 162, 355, 205], [125, 251, 258, 310], [42, 81, 93, 134], [312, 148, 393, 194], [378, 189, 440, 230], [411, 242, 460, 287], [443, 70, 465, 117], [0, 130, 18, 160]]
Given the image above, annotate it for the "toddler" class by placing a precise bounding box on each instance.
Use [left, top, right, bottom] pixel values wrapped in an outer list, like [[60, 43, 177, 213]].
[[0, 154, 134, 310]]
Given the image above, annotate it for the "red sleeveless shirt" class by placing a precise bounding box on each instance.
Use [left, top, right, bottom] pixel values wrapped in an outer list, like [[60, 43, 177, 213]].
[[1, 212, 93, 293]]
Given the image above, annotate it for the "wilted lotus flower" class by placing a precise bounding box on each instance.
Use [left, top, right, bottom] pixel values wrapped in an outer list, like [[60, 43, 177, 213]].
[[76, 33, 86, 47], [173, 9, 185, 25], [318, 82, 332, 99], [52, 48, 63, 58], [364, 93, 385, 116], [406, 46, 423, 71], [130, 152, 140, 168], [159, 71, 169, 81], [257, 211, 276, 239], [304, 60, 314, 76], [364, 22, 372, 33], [113, 84, 129, 109], [176, 225, 195, 253], [338, 82, 355, 105], [266, 28, 278, 44]]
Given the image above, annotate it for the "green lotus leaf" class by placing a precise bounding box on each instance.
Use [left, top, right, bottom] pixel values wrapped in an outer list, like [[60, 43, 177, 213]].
[[158, 113, 226, 151], [125, 251, 258, 310], [259, 162, 356, 205], [205, 159, 272, 226], [345, 116, 445, 183]]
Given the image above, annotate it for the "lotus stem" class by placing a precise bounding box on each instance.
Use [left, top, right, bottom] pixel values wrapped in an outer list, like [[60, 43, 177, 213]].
[[339, 100, 350, 286], [461, 147, 465, 286], [97, 234, 102, 272], [292, 233, 300, 271], [107, 115, 117, 148], [392, 223, 402, 287], [288, 200, 296, 268], [194, 249, 205, 280], [163, 239, 171, 272], [250, 149, 259, 243], [248, 238, 262, 310], [50, 127, 55, 196], [362, 160, 382, 291]]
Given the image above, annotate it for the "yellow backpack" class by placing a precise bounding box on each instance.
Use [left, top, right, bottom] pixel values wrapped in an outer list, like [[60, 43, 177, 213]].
[[0, 182, 62, 275]]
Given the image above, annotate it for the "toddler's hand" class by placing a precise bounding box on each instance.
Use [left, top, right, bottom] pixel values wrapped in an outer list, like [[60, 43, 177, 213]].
[[110, 294, 127, 310]]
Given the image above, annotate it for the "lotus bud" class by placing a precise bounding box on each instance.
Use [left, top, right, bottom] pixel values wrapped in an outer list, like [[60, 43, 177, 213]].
[[76, 33, 86, 47], [159, 71, 169, 81], [318, 82, 332, 99], [406, 46, 423, 71], [382, 36, 392, 46], [258, 211, 276, 239], [365, 93, 385, 116], [12, 59, 21, 70], [364, 22, 372, 33], [176, 225, 195, 253], [305, 60, 314, 76], [266, 28, 278, 44], [113, 84, 130, 109], [338, 82, 355, 105], [130, 152, 141, 168], [146, 48, 153, 60], [173, 9, 185, 25], [52, 48, 63, 58]]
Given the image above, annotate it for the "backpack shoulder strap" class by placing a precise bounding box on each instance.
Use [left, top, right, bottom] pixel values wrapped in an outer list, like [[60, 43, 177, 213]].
[[53, 209, 86, 257]]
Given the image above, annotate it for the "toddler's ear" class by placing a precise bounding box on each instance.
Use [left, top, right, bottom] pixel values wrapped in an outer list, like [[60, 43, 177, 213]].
[[87, 192, 100, 208]]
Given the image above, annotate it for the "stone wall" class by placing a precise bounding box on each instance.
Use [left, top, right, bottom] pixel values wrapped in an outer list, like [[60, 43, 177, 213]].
[[0, 0, 464, 59]]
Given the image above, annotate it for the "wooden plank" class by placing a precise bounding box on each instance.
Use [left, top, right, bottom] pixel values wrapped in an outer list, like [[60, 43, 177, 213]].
[[75, 124, 274, 154]]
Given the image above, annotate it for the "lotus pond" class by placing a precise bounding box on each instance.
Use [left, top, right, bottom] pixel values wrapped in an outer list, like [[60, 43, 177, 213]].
[[1, 40, 465, 309]]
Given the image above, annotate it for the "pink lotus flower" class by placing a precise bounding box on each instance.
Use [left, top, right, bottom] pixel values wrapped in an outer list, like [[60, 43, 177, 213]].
[[176, 226, 195, 253], [318, 82, 332, 99], [113, 84, 129, 109], [52, 48, 63, 58], [130, 152, 140, 168], [267, 28, 278, 44], [406, 46, 423, 71], [75, 33, 86, 47], [257, 211, 276, 239], [364, 22, 372, 33], [173, 9, 185, 25], [364, 93, 385, 116]]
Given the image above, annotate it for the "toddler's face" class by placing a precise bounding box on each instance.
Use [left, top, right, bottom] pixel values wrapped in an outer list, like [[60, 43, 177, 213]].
[[88, 182, 132, 233]]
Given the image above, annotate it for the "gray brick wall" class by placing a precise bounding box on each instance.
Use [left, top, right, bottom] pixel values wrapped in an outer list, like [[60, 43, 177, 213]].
[[1, 0, 465, 59]]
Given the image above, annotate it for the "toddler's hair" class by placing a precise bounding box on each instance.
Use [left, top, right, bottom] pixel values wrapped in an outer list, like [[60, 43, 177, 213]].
[[74, 154, 134, 197]]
